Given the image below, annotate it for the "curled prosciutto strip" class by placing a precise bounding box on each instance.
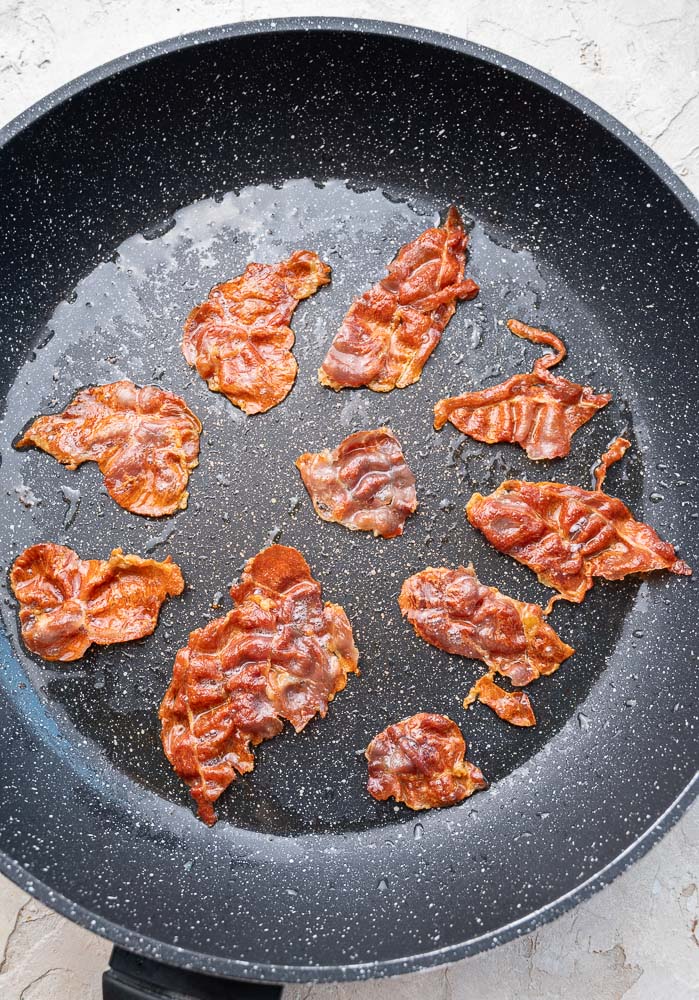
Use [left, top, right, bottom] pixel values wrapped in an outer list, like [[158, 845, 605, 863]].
[[366, 713, 487, 810], [16, 381, 201, 517], [295, 427, 417, 539], [463, 674, 536, 727], [159, 545, 359, 825], [434, 319, 611, 460], [183, 250, 330, 414], [10, 543, 184, 662], [467, 437, 692, 606], [319, 206, 478, 392], [399, 564, 573, 686]]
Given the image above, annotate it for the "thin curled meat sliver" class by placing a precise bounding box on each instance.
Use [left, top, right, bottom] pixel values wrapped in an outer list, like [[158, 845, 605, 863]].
[[319, 206, 478, 392], [594, 435, 631, 490], [399, 564, 573, 686], [434, 319, 611, 460], [159, 545, 359, 825], [463, 673, 536, 727], [183, 250, 330, 414], [16, 381, 201, 517], [366, 713, 487, 810], [466, 437, 692, 605], [295, 427, 417, 538], [10, 543, 184, 662]]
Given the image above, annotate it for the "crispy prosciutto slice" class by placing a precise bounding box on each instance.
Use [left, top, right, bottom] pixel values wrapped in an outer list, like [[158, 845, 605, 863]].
[[10, 543, 184, 662], [295, 427, 417, 538], [434, 319, 611, 460], [16, 381, 201, 517], [399, 564, 573, 686], [467, 437, 692, 606], [463, 673, 536, 727], [159, 545, 359, 825], [366, 713, 487, 810], [319, 206, 478, 392], [183, 250, 330, 414]]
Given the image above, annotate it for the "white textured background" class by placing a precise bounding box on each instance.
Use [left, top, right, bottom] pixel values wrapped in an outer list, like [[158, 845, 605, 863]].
[[0, 2, 697, 998]]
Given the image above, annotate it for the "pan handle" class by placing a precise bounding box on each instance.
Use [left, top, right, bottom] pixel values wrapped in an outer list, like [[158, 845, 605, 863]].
[[103, 947, 283, 999]]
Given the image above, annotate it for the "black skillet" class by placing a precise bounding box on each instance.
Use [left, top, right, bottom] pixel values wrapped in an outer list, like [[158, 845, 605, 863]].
[[0, 18, 697, 1000]]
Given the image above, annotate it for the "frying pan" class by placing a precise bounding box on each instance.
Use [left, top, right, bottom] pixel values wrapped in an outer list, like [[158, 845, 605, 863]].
[[0, 17, 697, 1000]]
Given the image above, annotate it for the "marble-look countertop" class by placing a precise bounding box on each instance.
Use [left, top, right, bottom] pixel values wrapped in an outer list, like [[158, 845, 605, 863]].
[[0, 2, 697, 997]]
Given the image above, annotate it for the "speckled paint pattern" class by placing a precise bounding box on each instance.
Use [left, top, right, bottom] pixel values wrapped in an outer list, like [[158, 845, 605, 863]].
[[0, 12, 697, 993]]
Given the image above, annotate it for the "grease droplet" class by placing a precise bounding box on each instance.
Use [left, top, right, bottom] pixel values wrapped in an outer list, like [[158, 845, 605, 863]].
[[60, 485, 81, 529], [144, 524, 176, 553]]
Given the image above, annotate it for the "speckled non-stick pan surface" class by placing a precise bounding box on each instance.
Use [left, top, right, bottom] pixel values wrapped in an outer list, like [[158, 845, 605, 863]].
[[0, 18, 697, 986]]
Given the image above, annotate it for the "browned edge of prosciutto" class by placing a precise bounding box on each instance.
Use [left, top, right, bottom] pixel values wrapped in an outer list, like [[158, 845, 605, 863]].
[[183, 251, 331, 414], [463, 673, 536, 727], [16, 381, 202, 517]]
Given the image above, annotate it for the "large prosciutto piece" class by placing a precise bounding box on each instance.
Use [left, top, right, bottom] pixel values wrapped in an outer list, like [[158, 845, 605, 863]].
[[183, 250, 330, 414], [10, 543, 184, 662], [159, 545, 359, 825], [399, 564, 573, 686], [319, 207, 478, 392], [467, 437, 692, 605], [434, 319, 611, 460], [366, 713, 487, 810], [295, 427, 417, 539], [16, 381, 201, 517]]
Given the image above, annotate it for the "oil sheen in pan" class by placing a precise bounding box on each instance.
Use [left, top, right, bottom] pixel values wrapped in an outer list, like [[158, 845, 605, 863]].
[[0, 177, 645, 835]]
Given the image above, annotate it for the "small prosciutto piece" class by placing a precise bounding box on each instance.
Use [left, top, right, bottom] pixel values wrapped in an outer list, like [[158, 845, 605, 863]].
[[319, 206, 478, 392], [399, 564, 573, 686], [183, 250, 330, 414], [10, 543, 184, 662], [463, 674, 536, 727], [16, 381, 201, 517], [159, 545, 359, 825], [366, 713, 487, 810], [295, 427, 417, 539], [434, 319, 611, 460], [467, 437, 692, 606]]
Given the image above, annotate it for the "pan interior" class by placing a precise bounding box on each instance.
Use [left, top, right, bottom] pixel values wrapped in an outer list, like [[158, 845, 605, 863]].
[[0, 177, 641, 834]]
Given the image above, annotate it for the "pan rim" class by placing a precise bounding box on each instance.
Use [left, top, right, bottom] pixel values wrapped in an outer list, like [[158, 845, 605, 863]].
[[0, 779, 694, 983], [0, 16, 697, 984], [2, 16, 697, 222]]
